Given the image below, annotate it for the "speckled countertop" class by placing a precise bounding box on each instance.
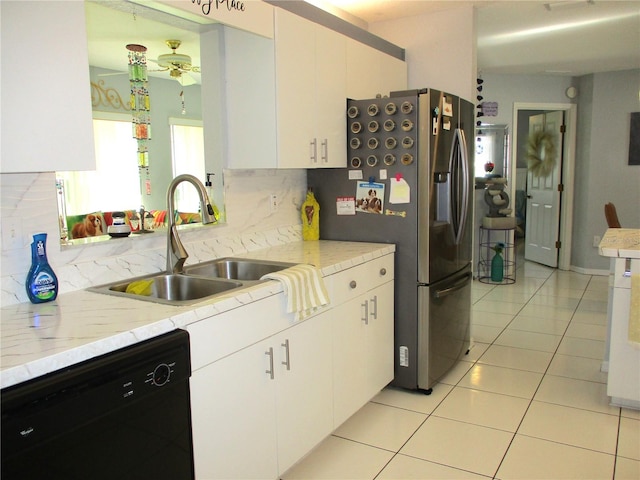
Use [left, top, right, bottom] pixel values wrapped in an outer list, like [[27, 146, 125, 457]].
[[0, 240, 394, 389], [599, 229, 640, 259]]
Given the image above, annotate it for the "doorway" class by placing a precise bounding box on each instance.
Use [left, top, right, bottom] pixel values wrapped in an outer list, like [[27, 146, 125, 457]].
[[510, 102, 577, 271]]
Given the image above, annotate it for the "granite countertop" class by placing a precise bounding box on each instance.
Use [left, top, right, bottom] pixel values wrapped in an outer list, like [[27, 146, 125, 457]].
[[1, 240, 395, 389], [599, 228, 640, 259]]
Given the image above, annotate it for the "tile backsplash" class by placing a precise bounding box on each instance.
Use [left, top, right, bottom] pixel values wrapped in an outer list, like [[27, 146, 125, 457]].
[[1, 169, 306, 306]]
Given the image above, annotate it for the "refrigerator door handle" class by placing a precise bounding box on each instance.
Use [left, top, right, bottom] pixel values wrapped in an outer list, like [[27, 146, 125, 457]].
[[433, 272, 472, 299], [449, 128, 470, 245]]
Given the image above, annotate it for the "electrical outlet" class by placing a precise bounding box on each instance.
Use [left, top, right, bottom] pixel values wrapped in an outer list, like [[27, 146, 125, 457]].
[[593, 235, 601, 247], [270, 194, 278, 212]]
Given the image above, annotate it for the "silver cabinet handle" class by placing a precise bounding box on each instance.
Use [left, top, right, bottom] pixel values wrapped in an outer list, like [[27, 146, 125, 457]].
[[349, 280, 357, 289], [380, 268, 387, 276], [361, 300, 369, 324], [281, 339, 291, 370], [370, 295, 378, 320], [265, 347, 274, 380], [310, 139, 318, 163], [321, 139, 328, 163]]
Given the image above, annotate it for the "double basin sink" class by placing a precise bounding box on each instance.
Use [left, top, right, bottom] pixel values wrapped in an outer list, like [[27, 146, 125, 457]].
[[89, 258, 297, 306]]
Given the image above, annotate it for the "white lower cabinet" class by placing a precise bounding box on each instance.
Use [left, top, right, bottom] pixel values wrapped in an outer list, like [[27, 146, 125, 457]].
[[275, 310, 333, 473], [188, 253, 394, 479], [606, 257, 640, 408], [189, 298, 333, 479], [332, 279, 394, 427], [190, 336, 279, 480]]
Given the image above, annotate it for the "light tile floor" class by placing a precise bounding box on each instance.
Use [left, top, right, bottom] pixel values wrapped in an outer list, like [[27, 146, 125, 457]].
[[282, 251, 640, 480]]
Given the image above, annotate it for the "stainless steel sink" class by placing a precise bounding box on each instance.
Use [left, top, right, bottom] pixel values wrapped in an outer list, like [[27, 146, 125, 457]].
[[89, 273, 243, 306], [183, 258, 296, 281]]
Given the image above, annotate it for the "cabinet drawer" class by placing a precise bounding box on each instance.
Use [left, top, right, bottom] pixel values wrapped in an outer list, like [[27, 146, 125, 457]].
[[187, 294, 292, 371], [327, 254, 394, 307]]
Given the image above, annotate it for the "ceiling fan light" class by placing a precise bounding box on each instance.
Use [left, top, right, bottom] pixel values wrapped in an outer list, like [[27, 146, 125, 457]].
[[157, 53, 192, 69]]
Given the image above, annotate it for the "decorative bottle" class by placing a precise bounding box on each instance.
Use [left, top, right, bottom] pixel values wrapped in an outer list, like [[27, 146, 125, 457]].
[[25, 233, 58, 303], [301, 188, 320, 241], [205, 173, 220, 222], [490, 249, 504, 282]]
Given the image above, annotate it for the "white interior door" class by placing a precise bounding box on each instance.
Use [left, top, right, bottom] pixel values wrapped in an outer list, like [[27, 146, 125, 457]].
[[524, 111, 564, 267]]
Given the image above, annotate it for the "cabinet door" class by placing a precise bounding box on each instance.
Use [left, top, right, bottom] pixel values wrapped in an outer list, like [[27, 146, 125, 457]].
[[224, 26, 278, 169], [379, 53, 408, 95], [315, 26, 347, 168], [190, 338, 278, 480], [365, 282, 395, 394], [346, 39, 381, 99], [275, 312, 334, 474], [332, 294, 370, 427], [274, 9, 316, 168], [1, 1, 95, 173], [332, 280, 394, 427], [346, 38, 407, 99]]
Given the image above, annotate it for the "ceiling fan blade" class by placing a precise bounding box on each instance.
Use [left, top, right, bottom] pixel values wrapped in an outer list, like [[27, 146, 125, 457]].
[[97, 71, 128, 77], [178, 73, 197, 86]]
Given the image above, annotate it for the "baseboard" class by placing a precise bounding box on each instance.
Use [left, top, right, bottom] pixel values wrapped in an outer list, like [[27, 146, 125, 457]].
[[570, 265, 609, 276]]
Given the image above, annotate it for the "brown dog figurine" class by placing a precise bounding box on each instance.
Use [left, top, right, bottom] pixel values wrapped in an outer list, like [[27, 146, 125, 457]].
[[71, 213, 104, 239]]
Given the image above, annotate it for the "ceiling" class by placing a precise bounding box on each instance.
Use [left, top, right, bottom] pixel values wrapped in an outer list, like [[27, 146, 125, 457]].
[[86, 1, 204, 84], [315, 0, 640, 76], [87, 1, 639, 80]]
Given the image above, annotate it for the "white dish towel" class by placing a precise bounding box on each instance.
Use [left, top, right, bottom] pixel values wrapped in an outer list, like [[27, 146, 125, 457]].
[[261, 264, 330, 321]]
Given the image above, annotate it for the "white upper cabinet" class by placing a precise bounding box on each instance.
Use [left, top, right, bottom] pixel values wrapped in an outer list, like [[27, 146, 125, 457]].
[[1, 1, 95, 173], [346, 39, 408, 100], [274, 9, 347, 169], [223, 26, 278, 169]]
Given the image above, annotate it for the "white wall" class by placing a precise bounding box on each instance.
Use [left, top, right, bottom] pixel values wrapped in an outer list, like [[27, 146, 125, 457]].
[[572, 69, 640, 270], [369, 6, 476, 102], [476, 73, 573, 127], [472, 69, 640, 271]]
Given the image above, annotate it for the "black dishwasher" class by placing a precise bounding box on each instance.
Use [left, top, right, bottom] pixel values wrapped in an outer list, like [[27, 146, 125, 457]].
[[1, 329, 195, 480]]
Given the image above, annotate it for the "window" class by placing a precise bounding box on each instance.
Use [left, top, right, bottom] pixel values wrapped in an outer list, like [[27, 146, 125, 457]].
[[169, 118, 205, 213], [57, 115, 206, 224], [57, 112, 140, 215], [474, 134, 495, 178]]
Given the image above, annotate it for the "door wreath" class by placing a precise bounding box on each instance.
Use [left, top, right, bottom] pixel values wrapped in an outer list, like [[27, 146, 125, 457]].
[[526, 130, 557, 177]]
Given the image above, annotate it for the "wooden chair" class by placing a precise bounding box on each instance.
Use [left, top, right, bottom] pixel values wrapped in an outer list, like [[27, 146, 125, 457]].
[[604, 202, 621, 228]]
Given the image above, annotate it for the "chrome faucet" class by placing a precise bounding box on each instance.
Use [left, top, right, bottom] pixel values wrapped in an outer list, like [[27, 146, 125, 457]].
[[166, 174, 217, 274]]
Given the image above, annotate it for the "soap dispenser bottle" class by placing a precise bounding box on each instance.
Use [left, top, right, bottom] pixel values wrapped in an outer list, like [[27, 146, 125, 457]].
[[205, 173, 220, 222], [25, 233, 59, 303]]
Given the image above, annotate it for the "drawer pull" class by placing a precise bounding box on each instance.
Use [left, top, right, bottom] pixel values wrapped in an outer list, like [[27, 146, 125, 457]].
[[281, 339, 291, 371], [265, 347, 275, 380], [361, 300, 369, 324], [370, 295, 378, 320], [380, 268, 387, 276], [349, 280, 357, 289]]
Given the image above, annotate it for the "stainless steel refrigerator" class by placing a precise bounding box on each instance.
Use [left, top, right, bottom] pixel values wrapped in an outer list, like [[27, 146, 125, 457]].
[[308, 88, 473, 393]]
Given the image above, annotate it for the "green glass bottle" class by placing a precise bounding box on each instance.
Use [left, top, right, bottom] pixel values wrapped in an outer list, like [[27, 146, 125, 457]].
[[491, 250, 504, 283]]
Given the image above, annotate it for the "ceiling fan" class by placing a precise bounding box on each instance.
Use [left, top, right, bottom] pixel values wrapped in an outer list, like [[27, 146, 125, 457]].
[[98, 39, 200, 86], [150, 40, 200, 86]]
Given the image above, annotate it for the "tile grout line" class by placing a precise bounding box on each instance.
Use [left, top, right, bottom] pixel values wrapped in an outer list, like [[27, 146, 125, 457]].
[[488, 270, 620, 479]]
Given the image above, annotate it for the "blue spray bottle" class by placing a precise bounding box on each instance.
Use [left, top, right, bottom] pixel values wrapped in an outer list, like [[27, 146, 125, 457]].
[[25, 233, 58, 303]]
